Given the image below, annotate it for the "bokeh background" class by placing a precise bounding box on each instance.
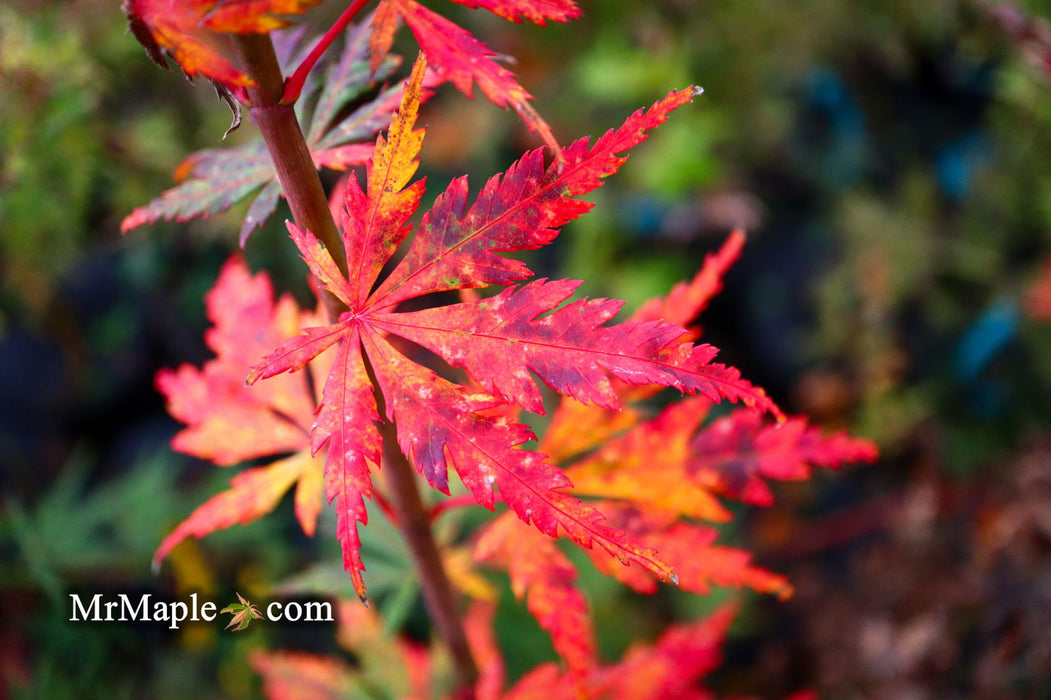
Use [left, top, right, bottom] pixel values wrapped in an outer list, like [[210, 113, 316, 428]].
[[3, 0, 1051, 697]]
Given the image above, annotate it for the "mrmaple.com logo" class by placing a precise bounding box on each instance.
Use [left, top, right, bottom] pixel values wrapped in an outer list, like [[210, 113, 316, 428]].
[[68, 592, 332, 630]]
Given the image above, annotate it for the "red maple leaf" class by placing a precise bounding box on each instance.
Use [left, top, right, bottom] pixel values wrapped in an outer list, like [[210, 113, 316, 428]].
[[246, 54, 778, 599], [152, 256, 327, 567], [445, 0, 580, 25], [578, 501, 792, 600], [499, 604, 737, 700], [367, 0, 579, 153], [688, 407, 879, 507], [465, 239, 876, 673], [538, 231, 751, 465]]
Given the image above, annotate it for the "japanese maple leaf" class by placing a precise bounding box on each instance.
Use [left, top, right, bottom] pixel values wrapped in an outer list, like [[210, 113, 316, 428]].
[[222, 592, 264, 630], [563, 400, 877, 591], [472, 404, 789, 680], [475, 513, 596, 683], [247, 54, 780, 599], [539, 229, 753, 465], [152, 256, 327, 568], [578, 502, 792, 600], [632, 228, 746, 331], [122, 21, 435, 246], [497, 604, 737, 700], [367, 0, 579, 153], [559, 395, 878, 521], [444, 0, 580, 25], [468, 232, 876, 675], [123, 0, 319, 89], [562, 397, 733, 523], [687, 408, 879, 507]]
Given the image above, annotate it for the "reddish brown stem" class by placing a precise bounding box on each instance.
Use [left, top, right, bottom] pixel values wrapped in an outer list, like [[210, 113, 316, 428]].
[[380, 420, 479, 693], [229, 33, 347, 321], [229, 31, 478, 696]]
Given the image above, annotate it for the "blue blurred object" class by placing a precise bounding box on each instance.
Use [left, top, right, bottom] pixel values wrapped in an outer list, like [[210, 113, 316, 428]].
[[953, 296, 1020, 383], [952, 297, 1019, 419], [935, 129, 992, 201], [802, 67, 868, 187], [618, 193, 667, 239]]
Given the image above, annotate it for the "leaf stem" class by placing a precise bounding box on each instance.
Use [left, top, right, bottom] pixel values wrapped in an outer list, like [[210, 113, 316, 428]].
[[429, 494, 480, 522], [281, 0, 375, 105]]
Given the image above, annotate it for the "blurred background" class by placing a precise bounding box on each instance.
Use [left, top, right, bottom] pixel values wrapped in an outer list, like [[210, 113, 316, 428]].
[[2, 0, 1051, 697]]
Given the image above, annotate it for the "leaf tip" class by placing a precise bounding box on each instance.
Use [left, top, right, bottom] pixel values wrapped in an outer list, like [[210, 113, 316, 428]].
[[120, 209, 146, 234]]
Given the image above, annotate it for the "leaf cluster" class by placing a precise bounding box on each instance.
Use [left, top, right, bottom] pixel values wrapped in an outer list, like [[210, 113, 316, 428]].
[[123, 1, 879, 697]]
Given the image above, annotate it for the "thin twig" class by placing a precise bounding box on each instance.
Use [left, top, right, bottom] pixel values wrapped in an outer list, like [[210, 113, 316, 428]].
[[281, 0, 375, 105]]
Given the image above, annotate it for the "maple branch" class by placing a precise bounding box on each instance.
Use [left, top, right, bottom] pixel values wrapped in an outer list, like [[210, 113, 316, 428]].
[[354, 343, 478, 692], [281, 0, 374, 105], [380, 418, 480, 693], [229, 31, 477, 691], [227, 32, 347, 320]]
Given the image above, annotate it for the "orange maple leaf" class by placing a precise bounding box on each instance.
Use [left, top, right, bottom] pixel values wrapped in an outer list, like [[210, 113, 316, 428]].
[[123, 0, 320, 88], [475, 513, 597, 683]]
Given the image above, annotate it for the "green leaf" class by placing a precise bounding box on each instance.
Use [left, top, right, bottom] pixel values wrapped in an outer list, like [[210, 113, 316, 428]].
[[221, 592, 263, 631]]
